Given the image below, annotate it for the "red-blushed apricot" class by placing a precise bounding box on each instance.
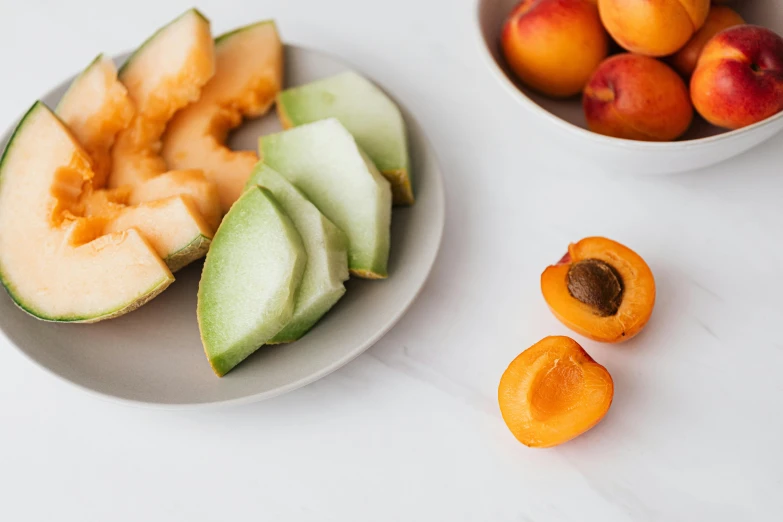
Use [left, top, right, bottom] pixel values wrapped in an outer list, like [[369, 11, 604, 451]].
[[691, 25, 783, 130], [671, 6, 744, 77], [501, 0, 609, 98], [498, 336, 614, 448], [597, 0, 710, 57], [541, 237, 655, 343], [583, 54, 693, 141]]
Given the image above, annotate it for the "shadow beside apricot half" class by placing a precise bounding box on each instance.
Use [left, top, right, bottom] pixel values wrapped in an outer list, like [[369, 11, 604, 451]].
[[498, 336, 614, 448], [541, 237, 656, 343]]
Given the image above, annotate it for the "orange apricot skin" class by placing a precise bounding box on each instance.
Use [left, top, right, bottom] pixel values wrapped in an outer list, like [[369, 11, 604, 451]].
[[498, 336, 614, 448], [541, 237, 656, 343], [597, 0, 710, 57], [501, 0, 609, 98], [671, 6, 744, 77], [584, 54, 693, 141]]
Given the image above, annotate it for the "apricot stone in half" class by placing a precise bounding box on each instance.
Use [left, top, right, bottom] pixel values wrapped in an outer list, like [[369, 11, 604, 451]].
[[499, 336, 614, 448], [541, 237, 655, 343]]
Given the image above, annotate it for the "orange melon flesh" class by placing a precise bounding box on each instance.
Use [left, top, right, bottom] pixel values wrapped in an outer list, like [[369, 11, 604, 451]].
[[128, 170, 221, 231], [56, 55, 134, 188], [109, 9, 215, 189], [0, 103, 173, 322], [103, 195, 212, 272], [162, 20, 283, 211]]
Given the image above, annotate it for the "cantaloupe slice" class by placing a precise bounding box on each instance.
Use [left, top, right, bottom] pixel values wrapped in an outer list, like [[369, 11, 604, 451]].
[[109, 8, 215, 189], [162, 20, 283, 212], [277, 71, 413, 205], [245, 165, 349, 343], [57, 52, 218, 271], [103, 195, 213, 273], [128, 170, 221, 231], [56, 54, 134, 188], [259, 118, 392, 279], [0, 103, 173, 322], [198, 186, 306, 377]]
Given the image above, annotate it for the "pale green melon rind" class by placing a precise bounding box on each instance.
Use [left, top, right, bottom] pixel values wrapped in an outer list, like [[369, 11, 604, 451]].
[[119, 8, 210, 77], [214, 19, 277, 46], [245, 165, 349, 342], [0, 102, 176, 322], [258, 119, 391, 279], [55, 53, 105, 114], [276, 71, 413, 205], [164, 234, 211, 273], [197, 187, 306, 377]]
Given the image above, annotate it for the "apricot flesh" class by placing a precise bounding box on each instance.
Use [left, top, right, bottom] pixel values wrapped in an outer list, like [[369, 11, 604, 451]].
[[671, 6, 745, 77], [541, 237, 655, 343], [498, 336, 614, 448], [598, 0, 710, 57], [583, 54, 693, 141], [501, 0, 609, 98]]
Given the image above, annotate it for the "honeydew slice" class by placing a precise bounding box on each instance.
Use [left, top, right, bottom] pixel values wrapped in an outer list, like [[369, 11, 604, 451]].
[[162, 20, 284, 212], [198, 187, 306, 376], [277, 71, 413, 205], [245, 165, 348, 343], [259, 118, 392, 279], [109, 8, 215, 188], [0, 103, 173, 322]]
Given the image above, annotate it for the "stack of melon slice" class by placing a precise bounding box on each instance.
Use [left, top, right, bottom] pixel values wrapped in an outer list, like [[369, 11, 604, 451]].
[[0, 9, 414, 377]]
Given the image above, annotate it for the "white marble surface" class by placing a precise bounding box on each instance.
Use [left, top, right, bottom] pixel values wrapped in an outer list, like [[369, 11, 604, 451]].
[[1, 0, 782, 520]]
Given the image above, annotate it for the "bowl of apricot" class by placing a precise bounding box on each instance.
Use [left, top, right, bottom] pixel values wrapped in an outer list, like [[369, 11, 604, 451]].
[[475, 0, 783, 174]]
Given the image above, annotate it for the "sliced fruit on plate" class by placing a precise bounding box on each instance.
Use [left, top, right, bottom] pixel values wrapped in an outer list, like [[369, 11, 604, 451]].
[[277, 71, 413, 205], [103, 195, 213, 273], [56, 54, 134, 188], [109, 8, 215, 189], [246, 165, 349, 343], [259, 118, 392, 279], [128, 169, 222, 231], [162, 20, 284, 212], [198, 186, 306, 376], [0, 102, 173, 322]]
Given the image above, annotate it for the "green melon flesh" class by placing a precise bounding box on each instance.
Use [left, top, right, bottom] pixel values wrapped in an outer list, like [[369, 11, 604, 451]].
[[198, 186, 306, 376], [0, 103, 173, 322], [259, 118, 392, 279], [277, 71, 413, 205], [245, 165, 349, 343], [162, 20, 283, 212], [109, 8, 215, 189]]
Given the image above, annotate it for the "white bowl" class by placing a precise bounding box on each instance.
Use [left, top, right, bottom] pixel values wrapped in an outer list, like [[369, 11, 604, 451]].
[[475, 0, 783, 174]]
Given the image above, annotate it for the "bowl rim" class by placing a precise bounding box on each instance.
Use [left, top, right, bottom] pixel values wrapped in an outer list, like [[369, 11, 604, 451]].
[[473, 0, 783, 150]]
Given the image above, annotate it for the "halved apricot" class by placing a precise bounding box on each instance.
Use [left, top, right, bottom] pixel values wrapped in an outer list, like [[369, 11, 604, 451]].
[[498, 336, 613, 448], [541, 237, 655, 343]]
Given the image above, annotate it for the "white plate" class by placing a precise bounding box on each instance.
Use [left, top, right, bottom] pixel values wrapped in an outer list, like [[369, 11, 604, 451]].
[[0, 45, 445, 408]]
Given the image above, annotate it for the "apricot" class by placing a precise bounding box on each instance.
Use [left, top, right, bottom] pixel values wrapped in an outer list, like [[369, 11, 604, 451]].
[[597, 0, 710, 57], [501, 0, 609, 98], [671, 6, 744, 77], [583, 54, 693, 141], [498, 336, 613, 448], [691, 25, 783, 130], [541, 237, 655, 343]]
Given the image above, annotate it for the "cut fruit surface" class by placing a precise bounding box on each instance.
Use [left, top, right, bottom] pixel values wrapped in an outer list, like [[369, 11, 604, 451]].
[[110, 9, 215, 188], [246, 165, 349, 343], [56, 54, 134, 188], [103, 195, 212, 272], [277, 71, 413, 205], [0, 102, 173, 322], [198, 186, 306, 376], [128, 169, 221, 231], [259, 118, 392, 279], [162, 20, 284, 212]]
